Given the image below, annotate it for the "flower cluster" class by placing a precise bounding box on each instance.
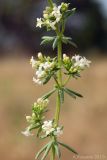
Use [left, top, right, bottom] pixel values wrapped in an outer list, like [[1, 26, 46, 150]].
[[22, 100, 63, 138], [22, 98, 49, 137], [63, 54, 91, 77], [36, 3, 69, 30], [42, 120, 63, 136], [30, 52, 59, 85]]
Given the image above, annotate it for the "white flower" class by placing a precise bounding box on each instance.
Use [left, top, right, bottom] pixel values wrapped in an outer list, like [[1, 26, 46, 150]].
[[39, 63, 44, 69], [33, 77, 42, 85], [26, 116, 32, 122], [72, 55, 81, 62], [63, 54, 69, 62], [80, 57, 91, 68], [63, 54, 67, 59], [38, 52, 43, 59], [21, 129, 33, 137], [43, 13, 48, 19], [36, 18, 43, 28], [72, 55, 91, 69], [56, 16, 61, 23], [42, 120, 55, 135], [43, 62, 51, 70], [43, 62, 55, 70], [37, 98, 49, 107], [52, 6, 62, 22], [30, 56, 36, 68], [49, 21, 56, 30], [36, 69, 46, 78], [54, 127, 63, 137]]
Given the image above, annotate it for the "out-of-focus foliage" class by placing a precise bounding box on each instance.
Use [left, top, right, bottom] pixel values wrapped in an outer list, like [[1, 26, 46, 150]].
[[0, 0, 107, 56]]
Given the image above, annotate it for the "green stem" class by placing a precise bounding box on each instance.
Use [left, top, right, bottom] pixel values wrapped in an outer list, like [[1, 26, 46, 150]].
[[48, 0, 53, 7], [63, 75, 71, 86], [57, 38, 62, 85], [54, 36, 62, 127], [50, 146, 55, 160], [54, 91, 61, 127]]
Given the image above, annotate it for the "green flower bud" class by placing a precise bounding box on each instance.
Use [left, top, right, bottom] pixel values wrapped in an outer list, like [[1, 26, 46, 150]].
[[61, 3, 69, 12], [32, 113, 36, 118], [63, 54, 70, 63], [43, 14, 49, 19]]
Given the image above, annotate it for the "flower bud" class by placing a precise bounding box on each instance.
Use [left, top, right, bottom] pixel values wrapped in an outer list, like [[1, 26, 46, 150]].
[[63, 54, 69, 63], [43, 14, 48, 19], [60, 3, 69, 12], [38, 52, 43, 60], [32, 113, 35, 118], [37, 98, 42, 104], [26, 116, 32, 122]]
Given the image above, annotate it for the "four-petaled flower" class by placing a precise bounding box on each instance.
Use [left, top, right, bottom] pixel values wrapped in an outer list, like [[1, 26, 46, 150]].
[[72, 55, 91, 69], [36, 18, 43, 28], [42, 120, 55, 135], [54, 127, 63, 136], [22, 128, 33, 137]]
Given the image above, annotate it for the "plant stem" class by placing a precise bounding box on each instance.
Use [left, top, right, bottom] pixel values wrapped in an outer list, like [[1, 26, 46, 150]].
[[48, 0, 53, 7], [54, 36, 62, 127], [57, 38, 62, 85], [63, 75, 71, 86], [48, 1, 63, 160], [50, 146, 55, 160], [54, 91, 61, 127]]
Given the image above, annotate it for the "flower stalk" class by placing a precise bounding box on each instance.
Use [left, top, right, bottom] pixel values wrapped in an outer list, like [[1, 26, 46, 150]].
[[48, 0, 53, 8], [54, 33, 63, 129]]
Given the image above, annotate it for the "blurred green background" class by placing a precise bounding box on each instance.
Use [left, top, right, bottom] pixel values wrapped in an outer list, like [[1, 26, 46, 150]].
[[0, 0, 107, 160]]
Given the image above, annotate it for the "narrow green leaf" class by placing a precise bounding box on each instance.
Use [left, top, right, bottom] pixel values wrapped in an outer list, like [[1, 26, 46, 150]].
[[63, 36, 72, 40], [54, 143, 61, 159], [72, 72, 81, 78], [36, 143, 49, 159], [41, 141, 53, 160], [58, 142, 78, 155], [42, 88, 56, 100], [40, 134, 48, 139], [62, 36, 72, 44], [68, 40, 77, 48], [41, 36, 55, 45], [42, 36, 55, 40], [66, 88, 83, 98], [62, 38, 68, 44], [64, 88, 76, 99], [53, 37, 58, 50], [29, 124, 41, 131], [43, 75, 51, 84], [64, 8, 76, 19], [62, 36, 77, 48]]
